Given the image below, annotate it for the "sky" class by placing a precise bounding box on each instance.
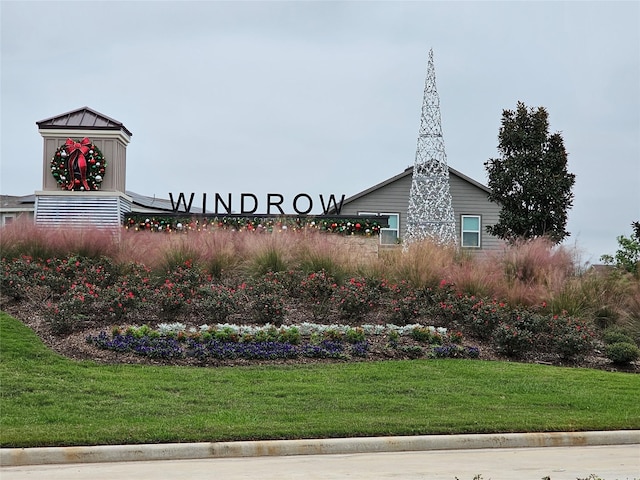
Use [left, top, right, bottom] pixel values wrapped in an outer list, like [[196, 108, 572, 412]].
[[1, 1, 638, 264]]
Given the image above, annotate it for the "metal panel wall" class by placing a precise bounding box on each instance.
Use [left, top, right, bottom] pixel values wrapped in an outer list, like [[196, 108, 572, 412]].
[[34, 194, 131, 228]]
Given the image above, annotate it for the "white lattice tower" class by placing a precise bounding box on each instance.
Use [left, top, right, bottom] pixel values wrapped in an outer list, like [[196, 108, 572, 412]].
[[405, 49, 457, 247]]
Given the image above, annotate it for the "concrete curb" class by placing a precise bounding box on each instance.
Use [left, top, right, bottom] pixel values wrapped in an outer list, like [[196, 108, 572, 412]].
[[1, 430, 639, 467]]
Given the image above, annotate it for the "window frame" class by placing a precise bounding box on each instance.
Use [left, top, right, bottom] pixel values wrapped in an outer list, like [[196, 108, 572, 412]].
[[359, 212, 400, 245], [461, 214, 481, 248]]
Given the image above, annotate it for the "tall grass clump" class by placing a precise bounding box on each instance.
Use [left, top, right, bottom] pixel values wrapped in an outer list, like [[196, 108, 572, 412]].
[[196, 231, 243, 279], [159, 240, 202, 272], [383, 240, 457, 289], [118, 230, 252, 278], [444, 253, 503, 298], [494, 238, 575, 306], [0, 220, 119, 260], [294, 232, 349, 282], [242, 233, 296, 276]]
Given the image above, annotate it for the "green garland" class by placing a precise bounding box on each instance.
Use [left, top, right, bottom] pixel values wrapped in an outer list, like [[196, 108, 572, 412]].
[[125, 215, 383, 236], [50, 139, 107, 191]]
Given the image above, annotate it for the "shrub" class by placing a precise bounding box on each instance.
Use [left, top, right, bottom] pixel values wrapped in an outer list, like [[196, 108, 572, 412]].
[[299, 270, 337, 318], [333, 277, 378, 320], [387, 281, 422, 324], [46, 282, 101, 334], [461, 298, 510, 339], [602, 329, 636, 345], [196, 285, 238, 322], [151, 260, 203, 315], [0, 256, 40, 300], [265, 270, 305, 298], [492, 321, 534, 358], [545, 315, 596, 361], [103, 281, 148, 321], [606, 342, 640, 365], [250, 293, 286, 325]]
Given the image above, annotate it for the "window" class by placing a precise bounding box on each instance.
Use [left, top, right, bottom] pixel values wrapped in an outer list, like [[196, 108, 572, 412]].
[[461, 215, 481, 248], [359, 212, 400, 245]]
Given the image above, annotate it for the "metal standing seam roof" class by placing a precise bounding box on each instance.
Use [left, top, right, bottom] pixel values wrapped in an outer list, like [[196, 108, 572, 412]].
[[36, 107, 132, 137]]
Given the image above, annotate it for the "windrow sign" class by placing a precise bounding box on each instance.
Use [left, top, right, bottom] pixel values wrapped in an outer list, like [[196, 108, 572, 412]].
[[169, 193, 346, 216]]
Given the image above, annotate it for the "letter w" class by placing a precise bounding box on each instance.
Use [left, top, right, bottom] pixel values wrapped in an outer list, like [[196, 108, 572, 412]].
[[169, 193, 195, 213], [319, 194, 345, 215]]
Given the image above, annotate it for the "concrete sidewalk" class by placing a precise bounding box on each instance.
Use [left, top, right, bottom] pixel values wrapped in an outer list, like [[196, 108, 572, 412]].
[[1, 430, 639, 467]]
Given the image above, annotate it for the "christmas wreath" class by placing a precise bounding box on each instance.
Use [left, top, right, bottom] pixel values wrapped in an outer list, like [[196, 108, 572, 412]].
[[50, 138, 107, 191]]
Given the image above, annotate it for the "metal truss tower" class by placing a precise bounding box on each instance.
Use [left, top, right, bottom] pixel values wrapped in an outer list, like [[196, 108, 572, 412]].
[[405, 49, 457, 247]]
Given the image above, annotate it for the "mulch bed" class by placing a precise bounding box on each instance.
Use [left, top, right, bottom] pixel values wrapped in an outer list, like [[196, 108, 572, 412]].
[[2, 299, 638, 373]]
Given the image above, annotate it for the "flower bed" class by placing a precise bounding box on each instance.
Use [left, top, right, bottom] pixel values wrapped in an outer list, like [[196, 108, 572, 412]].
[[0, 253, 615, 368], [86, 322, 475, 362]]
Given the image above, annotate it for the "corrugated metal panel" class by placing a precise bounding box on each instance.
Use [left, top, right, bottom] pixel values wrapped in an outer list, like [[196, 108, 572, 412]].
[[34, 195, 131, 228]]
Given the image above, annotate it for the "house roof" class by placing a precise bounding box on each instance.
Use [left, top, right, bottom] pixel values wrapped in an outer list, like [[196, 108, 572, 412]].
[[126, 191, 205, 214], [1, 194, 36, 206], [36, 107, 132, 137], [339, 165, 491, 207], [0, 194, 36, 212]]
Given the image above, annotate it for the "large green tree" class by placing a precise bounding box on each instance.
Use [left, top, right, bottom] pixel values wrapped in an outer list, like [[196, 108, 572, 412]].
[[601, 221, 640, 276], [485, 102, 575, 244]]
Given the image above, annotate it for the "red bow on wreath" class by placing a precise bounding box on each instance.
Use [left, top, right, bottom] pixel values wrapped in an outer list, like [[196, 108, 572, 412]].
[[65, 137, 91, 190]]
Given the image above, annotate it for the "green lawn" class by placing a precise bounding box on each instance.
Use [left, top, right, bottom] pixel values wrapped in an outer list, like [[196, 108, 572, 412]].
[[1, 312, 639, 448]]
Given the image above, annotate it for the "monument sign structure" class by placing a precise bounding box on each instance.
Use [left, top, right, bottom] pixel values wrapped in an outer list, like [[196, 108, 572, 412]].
[[405, 50, 457, 246], [35, 107, 133, 228]]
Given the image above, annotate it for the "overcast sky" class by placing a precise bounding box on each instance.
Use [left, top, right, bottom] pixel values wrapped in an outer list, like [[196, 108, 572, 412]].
[[1, 1, 638, 263]]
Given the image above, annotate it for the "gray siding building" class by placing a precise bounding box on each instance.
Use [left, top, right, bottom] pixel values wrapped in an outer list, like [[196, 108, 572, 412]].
[[336, 166, 502, 251]]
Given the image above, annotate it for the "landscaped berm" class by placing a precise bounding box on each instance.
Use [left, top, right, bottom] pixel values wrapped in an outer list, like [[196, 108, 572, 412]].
[[1, 222, 639, 448]]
